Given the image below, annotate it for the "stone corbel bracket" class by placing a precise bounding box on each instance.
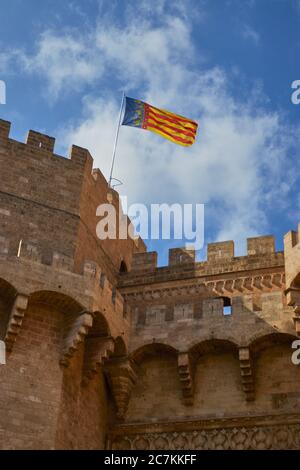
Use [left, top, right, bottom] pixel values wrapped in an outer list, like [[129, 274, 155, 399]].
[[239, 347, 255, 401], [285, 287, 300, 337], [82, 336, 115, 385], [5, 293, 29, 352], [178, 352, 194, 406], [105, 358, 137, 420], [60, 311, 93, 367]]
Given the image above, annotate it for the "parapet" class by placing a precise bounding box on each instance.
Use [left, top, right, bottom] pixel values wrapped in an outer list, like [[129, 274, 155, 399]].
[[131, 252, 158, 272], [69, 144, 93, 172], [169, 247, 195, 266], [207, 241, 234, 263], [0, 236, 125, 313], [127, 234, 284, 278], [0, 119, 145, 276], [247, 235, 275, 256], [26, 130, 55, 153], [0, 118, 93, 172]]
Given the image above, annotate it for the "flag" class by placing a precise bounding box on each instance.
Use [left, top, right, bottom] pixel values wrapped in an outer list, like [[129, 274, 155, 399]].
[[122, 96, 198, 147]]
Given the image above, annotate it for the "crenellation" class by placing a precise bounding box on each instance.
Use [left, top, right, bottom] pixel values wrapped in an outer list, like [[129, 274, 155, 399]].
[[17, 240, 42, 263], [26, 130, 55, 153], [131, 251, 158, 271], [247, 235, 275, 256], [69, 144, 93, 173], [52, 251, 74, 272], [0, 120, 300, 450], [169, 247, 195, 265], [128, 242, 284, 283], [207, 240, 234, 262], [83, 260, 99, 279]]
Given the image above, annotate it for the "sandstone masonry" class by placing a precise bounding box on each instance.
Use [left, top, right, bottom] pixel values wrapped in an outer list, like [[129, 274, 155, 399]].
[[0, 119, 300, 450]]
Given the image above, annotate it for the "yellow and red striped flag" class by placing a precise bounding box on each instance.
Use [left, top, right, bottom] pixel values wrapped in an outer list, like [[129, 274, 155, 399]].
[[122, 97, 198, 147]]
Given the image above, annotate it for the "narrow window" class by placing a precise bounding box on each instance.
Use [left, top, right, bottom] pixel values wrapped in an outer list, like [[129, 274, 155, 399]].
[[222, 296, 232, 316], [119, 260, 128, 273]]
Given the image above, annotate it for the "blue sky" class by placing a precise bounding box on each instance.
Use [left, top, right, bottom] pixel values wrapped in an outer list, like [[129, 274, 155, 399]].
[[1, 0, 300, 264]]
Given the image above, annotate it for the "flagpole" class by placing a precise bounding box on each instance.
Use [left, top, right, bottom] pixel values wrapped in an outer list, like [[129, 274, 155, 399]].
[[108, 91, 126, 188]]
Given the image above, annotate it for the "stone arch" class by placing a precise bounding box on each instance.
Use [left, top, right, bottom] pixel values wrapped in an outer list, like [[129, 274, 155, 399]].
[[130, 342, 178, 365], [248, 332, 296, 355], [188, 336, 240, 357], [250, 332, 300, 409], [28, 290, 91, 365], [188, 338, 244, 414], [89, 311, 111, 338], [0, 277, 17, 303], [126, 342, 180, 422], [29, 289, 85, 315]]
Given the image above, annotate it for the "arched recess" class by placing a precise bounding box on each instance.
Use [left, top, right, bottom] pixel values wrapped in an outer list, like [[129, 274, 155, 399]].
[[189, 337, 240, 359], [130, 342, 178, 365], [29, 290, 85, 315], [126, 342, 180, 422], [29, 290, 93, 368], [0, 277, 17, 340], [248, 332, 297, 355], [89, 311, 111, 338], [187, 338, 245, 415], [0, 277, 17, 303], [249, 332, 300, 411]]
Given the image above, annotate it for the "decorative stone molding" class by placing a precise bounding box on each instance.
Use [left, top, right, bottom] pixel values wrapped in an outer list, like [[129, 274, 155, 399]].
[[109, 413, 300, 450], [122, 272, 285, 303], [177, 352, 194, 405], [5, 293, 29, 352], [60, 311, 93, 366], [82, 336, 115, 384], [239, 347, 255, 401], [105, 358, 137, 420]]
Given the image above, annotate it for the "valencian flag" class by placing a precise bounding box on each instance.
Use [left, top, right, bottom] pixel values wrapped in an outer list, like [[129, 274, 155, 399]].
[[122, 97, 198, 147]]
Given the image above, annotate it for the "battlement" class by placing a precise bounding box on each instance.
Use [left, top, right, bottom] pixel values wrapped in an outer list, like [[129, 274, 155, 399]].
[[0, 119, 145, 279], [0, 235, 125, 312], [0, 118, 95, 174], [122, 235, 283, 286]]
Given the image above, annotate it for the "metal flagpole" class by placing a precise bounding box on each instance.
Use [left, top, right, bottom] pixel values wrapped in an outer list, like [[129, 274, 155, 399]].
[[108, 91, 126, 188]]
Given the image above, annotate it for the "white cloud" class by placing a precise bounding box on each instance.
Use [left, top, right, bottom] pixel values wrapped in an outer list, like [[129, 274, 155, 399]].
[[2, 3, 298, 257], [241, 24, 260, 45], [18, 31, 104, 98]]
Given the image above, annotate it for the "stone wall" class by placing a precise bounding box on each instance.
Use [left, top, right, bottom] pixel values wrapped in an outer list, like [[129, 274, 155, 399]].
[[0, 120, 300, 450]]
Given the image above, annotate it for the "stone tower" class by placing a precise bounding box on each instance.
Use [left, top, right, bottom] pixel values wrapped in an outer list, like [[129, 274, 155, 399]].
[[0, 119, 300, 450]]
